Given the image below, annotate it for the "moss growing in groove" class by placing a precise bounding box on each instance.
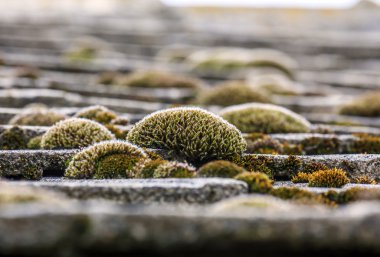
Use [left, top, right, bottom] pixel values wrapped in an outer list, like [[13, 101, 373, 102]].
[[351, 134, 380, 154], [220, 103, 311, 134], [95, 153, 142, 179], [338, 91, 380, 117], [197, 160, 246, 178], [27, 135, 42, 149], [153, 161, 196, 178], [118, 70, 201, 89], [195, 81, 271, 107], [75, 105, 118, 125], [230, 154, 274, 179], [0, 126, 28, 150], [96, 71, 123, 85], [352, 175, 377, 185], [65, 140, 148, 179], [247, 137, 283, 154], [280, 155, 302, 176], [234, 172, 273, 194], [300, 137, 340, 155], [302, 162, 329, 174], [22, 165, 43, 180], [9, 110, 67, 126], [41, 118, 115, 149], [270, 187, 333, 206], [133, 159, 169, 178], [308, 168, 350, 188], [14, 66, 41, 79], [291, 172, 310, 183], [127, 107, 247, 165]]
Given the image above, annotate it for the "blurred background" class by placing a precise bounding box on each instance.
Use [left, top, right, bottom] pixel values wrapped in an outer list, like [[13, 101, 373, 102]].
[[0, 0, 380, 127]]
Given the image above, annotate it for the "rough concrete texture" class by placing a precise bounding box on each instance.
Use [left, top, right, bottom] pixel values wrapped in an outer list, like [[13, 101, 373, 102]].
[[274, 181, 380, 193], [0, 191, 380, 256], [8, 178, 248, 204]]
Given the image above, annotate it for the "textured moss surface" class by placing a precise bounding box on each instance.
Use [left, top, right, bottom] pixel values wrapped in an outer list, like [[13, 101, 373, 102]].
[[196, 82, 270, 107], [308, 168, 350, 188], [127, 107, 247, 165], [9, 110, 67, 126], [75, 105, 118, 124], [133, 159, 169, 178], [197, 160, 246, 178], [65, 140, 147, 179], [339, 91, 380, 117], [41, 118, 114, 149], [234, 172, 273, 193], [0, 126, 28, 150], [153, 161, 196, 178], [220, 103, 311, 133]]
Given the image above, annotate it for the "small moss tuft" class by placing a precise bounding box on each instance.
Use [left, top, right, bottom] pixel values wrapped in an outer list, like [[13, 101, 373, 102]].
[[0, 126, 28, 150], [127, 107, 247, 165], [9, 110, 67, 126], [27, 135, 42, 149], [118, 71, 200, 89], [195, 81, 271, 107], [234, 172, 273, 193], [352, 175, 377, 185], [339, 91, 380, 117], [351, 134, 380, 154], [270, 187, 331, 206], [291, 172, 310, 183], [133, 159, 169, 178], [247, 136, 283, 154], [220, 103, 311, 133], [22, 165, 43, 180], [153, 161, 196, 178], [65, 140, 148, 179], [302, 162, 329, 173], [308, 168, 350, 188], [197, 160, 246, 178], [41, 118, 114, 149], [300, 137, 340, 155], [75, 105, 117, 125], [96, 71, 123, 85]]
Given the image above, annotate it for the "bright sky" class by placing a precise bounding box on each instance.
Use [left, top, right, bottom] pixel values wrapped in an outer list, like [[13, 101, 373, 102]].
[[161, 0, 379, 8]]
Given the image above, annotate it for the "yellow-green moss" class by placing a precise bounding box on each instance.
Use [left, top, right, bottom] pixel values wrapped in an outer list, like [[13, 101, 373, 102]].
[[220, 103, 311, 133], [308, 168, 350, 188], [234, 172, 273, 193], [351, 134, 380, 154], [197, 160, 246, 178], [352, 175, 377, 185], [339, 91, 380, 117], [118, 71, 200, 89], [247, 137, 283, 154], [133, 159, 169, 178], [41, 118, 115, 149], [302, 162, 329, 173], [96, 71, 123, 85], [195, 81, 271, 107], [65, 45, 97, 63], [27, 135, 42, 149], [0, 126, 28, 150], [153, 161, 196, 178], [291, 172, 310, 183], [75, 105, 117, 125], [231, 155, 274, 178], [270, 187, 332, 206], [300, 137, 340, 155], [127, 107, 247, 165], [9, 110, 67, 126], [65, 140, 148, 179], [22, 166, 43, 180]]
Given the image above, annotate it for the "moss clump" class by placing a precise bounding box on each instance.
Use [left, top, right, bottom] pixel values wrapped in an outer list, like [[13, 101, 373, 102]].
[[270, 187, 331, 206], [351, 134, 380, 154], [9, 110, 67, 126], [308, 168, 350, 188], [339, 91, 380, 117], [133, 159, 169, 178], [153, 161, 196, 178], [75, 105, 117, 124], [22, 165, 43, 180], [15, 66, 40, 79], [65, 140, 147, 179], [302, 162, 329, 173], [27, 135, 42, 149], [41, 118, 114, 149], [118, 71, 200, 89], [197, 160, 246, 178], [220, 103, 311, 133], [0, 126, 28, 150], [195, 81, 271, 107], [300, 137, 340, 155], [231, 154, 274, 178], [96, 71, 123, 85], [291, 172, 310, 183], [352, 175, 376, 185], [234, 172, 273, 193], [95, 153, 141, 179], [64, 45, 98, 63], [247, 137, 283, 154], [127, 107, 247, 165]]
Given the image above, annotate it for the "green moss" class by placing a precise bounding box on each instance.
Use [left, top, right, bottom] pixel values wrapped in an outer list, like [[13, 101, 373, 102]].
[[291, 172, 310, 183], [105, 124, 127, 139], [0, 126, 28, 150], [65, 140, 148, 179], [197, 160, 246, 178], [234, 172, 273, 194], [27, 135, 42, 149], [270, 187, 332, 206], [96, 71, 122, 85], [65, 46, 97, 63], [220, 103, 311, 133], [247, 137, 283, 154], [133, 159, 169, 178], [22, 165, 43, 180], [339, 91, 380, 117], [351, 175, 376, 185], [153, 161, 196, 178], [41, 118, 115, 149], [94, 153, 141, 179], [118, 71, 200, 89], [300, 137, 340, 155], [195, 81, 271, 107], [281, 142, 303, 155], [351, 134, 380, 154], [231, 154, 274, 179], [308, 168, 350, 188], [9, 110, 67, 126], [280, 155, 302, 176], [75, 105, 117, 125], [302, 162, 329, 173], [127, 107, 247, 165]]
